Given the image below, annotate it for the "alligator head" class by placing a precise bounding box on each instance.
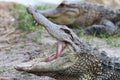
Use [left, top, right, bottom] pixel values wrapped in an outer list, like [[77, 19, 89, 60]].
[[39, 1, 80, 25]]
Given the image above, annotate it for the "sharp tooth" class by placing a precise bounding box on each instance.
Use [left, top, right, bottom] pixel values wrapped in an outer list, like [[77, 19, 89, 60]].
[[35, 23, 39, 26], [33, 20, 39, 26], [34, 20, 36, 24]]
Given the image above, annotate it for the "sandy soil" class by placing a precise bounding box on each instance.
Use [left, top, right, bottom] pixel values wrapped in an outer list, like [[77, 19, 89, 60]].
[[0, 2, 119, 80]]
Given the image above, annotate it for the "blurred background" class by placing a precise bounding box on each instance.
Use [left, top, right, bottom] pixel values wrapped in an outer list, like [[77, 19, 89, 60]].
[[0, 0, 119, 7], [0, 0, 68, 6], [0, 0, 119, 80]]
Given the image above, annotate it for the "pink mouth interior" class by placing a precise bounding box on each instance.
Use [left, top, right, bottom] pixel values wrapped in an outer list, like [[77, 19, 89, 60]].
[[44, 41, 66, 62]]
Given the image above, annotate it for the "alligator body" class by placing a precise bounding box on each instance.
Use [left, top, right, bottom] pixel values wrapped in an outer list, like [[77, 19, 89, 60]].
[[15, 6, 120, 80], [39, 1, 120, 35]]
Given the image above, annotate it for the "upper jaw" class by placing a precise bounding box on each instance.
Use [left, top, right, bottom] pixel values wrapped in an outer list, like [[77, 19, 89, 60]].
[[27, 6, 80, 53]]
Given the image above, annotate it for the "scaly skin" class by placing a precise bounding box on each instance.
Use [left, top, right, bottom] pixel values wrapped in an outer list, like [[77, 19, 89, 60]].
[[39, 1, 120, 35], [15, 6, 120, 80]]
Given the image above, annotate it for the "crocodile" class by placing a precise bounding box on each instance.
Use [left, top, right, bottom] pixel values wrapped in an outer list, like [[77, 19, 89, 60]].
[[38, 1, 120, 35], [15, 6, 120, 80]]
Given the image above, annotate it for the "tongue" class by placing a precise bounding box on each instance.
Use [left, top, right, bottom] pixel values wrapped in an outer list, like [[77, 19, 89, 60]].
[[45, 41, 66, 62]]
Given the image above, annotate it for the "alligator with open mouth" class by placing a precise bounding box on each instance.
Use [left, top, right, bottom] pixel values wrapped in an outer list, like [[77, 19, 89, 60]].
[[15, 6, 120, 80]]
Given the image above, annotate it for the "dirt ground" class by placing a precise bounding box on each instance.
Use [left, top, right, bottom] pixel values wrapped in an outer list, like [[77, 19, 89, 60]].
[[0, 2, 120, 80], [0, 2, 57, 80]]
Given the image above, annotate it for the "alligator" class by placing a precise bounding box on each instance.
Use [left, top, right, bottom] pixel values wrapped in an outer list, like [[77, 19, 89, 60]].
[[15, 6, 120, 80], [38, 1, 120, 35]]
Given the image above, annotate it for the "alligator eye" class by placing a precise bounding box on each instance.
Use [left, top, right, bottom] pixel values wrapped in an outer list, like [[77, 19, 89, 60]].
[[60, 3, 66, 7], [58, 2, 67, 8]]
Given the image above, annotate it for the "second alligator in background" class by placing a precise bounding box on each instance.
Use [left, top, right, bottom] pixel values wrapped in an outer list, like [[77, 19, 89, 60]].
[[38, 1, 120, 35]]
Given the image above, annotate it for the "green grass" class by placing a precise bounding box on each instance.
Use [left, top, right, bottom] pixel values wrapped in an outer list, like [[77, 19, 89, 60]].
[[106, 37, 120, 47], [13, 4, 35, 31], [12, 4, 51, 32], [98, 30, 120, 47], [78, 30, 120, 47], [104, 32, 120, 47], [36, 4, 53, 10]]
